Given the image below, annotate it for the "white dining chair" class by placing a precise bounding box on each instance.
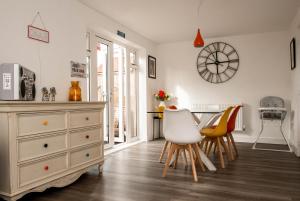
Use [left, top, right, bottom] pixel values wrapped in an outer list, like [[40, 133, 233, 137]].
[[162, 109, 205, 182]]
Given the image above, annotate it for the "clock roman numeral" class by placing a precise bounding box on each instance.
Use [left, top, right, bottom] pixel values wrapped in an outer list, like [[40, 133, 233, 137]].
[[227, 50, 235, 56], [227, 66, 237, 71], [222, 43, 227, 52], [216, 74, 222, 83], [203, 47, 212, 54], [199, 55, 208, 59], [229, 59, 239, 63], [198, 62, 206, 67], [213, 43, 220, 52], [217, 42, 220, 51], [207, 72, 213, 82], [221, 72, 230, 78], [199, 68, 209, 77]]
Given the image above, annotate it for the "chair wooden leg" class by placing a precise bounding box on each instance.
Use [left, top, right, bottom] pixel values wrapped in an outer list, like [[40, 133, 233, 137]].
[[193, 144, 205, 172], [188, 144, 198, 182], [229, 133, 239, 157], [206, 139, 214, 156], [200, 137, 207, 150], [159, 141, 169, 163], [204, 139, 210, 154], [220, 137, 232, 161], [181, 149, 188, 169], [162, 143, 176, 177], [226, 134, 235, 160], [216, 138, 225, 168], [205, 140, 210, 155], [173, 148, 180, 169], [213, 139, 217, 155]]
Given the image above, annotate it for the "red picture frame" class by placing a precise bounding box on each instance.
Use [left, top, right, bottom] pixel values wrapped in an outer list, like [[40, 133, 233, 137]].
[[28, 25, 49, 43]]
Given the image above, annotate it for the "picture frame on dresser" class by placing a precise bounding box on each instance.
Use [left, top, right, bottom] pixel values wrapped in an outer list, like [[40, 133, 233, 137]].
[[290, 37, 296, 70]]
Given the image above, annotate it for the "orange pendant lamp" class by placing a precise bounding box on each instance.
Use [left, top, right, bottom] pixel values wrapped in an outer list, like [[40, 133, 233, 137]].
[[194, 28, 204, 47]]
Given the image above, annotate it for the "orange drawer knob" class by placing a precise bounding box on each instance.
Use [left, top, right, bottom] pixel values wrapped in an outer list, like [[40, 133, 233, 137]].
[[42, 120, 48, 126]]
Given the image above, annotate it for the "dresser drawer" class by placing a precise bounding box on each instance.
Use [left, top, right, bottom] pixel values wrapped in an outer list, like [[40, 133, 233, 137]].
[[18, 133, 67, 161], [18, 113, 66, 136], [70, 128, 102, 148], [19, 154, 67, 187], [70, 145, 102, 168], [70, 110, 102, 129]]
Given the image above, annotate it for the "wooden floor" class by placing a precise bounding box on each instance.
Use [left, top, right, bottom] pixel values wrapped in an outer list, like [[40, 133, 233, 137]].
[[18, 141, 300, 201]]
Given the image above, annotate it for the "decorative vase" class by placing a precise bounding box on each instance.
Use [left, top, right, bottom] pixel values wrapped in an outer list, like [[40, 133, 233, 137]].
[[159, 101, 166, 108], [157, 101, 166, 119], [69, 81, 82, 101]]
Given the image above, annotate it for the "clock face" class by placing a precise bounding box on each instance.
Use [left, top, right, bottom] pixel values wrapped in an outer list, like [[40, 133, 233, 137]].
[[197, 42, 239, 84]]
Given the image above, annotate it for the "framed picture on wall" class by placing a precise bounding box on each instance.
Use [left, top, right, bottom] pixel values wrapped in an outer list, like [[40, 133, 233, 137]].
[[148, 55, 156, 79], [290, 38, 296, 70]]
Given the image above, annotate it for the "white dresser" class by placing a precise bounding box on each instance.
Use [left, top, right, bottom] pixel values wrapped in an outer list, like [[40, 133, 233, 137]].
[[0, 102, 105, 201]]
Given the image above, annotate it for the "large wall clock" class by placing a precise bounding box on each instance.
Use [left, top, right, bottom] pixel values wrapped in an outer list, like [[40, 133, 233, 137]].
[[196, 42, 239, 84]]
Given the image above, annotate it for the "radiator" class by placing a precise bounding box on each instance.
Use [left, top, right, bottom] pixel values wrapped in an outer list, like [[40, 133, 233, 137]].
[[191, 104, 244, 132]]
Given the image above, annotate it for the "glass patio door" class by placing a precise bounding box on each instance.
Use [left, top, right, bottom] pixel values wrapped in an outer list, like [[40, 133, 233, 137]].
[[95, 36, 138, 148], [96, 38, 113, 148]]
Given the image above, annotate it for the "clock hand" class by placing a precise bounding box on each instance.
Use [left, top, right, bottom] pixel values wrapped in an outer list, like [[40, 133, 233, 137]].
[[206, 62, 216, 65], [206, 62, 219, 65], [216, 51, 219, 74], [218, 60, 238, 64], [207, 60, 236, 65]]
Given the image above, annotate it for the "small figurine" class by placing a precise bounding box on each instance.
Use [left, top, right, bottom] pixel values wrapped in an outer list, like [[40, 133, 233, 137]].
[[42, 87, 49, 101], [50, 87, 56, 101]]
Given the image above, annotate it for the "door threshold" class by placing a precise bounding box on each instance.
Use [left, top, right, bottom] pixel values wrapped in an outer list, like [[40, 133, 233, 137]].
[[104, 140, 144, 156]]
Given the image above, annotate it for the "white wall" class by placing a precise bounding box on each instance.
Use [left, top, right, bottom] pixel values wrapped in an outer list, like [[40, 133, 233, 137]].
[[290, 8, 300, 156], [157, 31, 292, 144], [0, 0, 158, 141]]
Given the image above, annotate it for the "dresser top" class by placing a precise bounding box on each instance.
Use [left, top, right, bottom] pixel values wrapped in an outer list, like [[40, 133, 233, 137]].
[[0, 101, 106, 112], [0, 101, 105, 105]]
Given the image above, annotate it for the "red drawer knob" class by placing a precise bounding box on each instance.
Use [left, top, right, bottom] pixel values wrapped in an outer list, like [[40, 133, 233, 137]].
[[44, 165, 49, 171], [85, 135, 90, 139]]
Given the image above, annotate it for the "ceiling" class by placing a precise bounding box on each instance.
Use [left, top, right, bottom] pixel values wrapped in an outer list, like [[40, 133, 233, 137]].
[[78, 0, 300, 44]]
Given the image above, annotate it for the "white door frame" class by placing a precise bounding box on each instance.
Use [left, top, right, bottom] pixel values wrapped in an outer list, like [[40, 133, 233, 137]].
[[95, 36, 114, 149], [90, 32, 139, 148]]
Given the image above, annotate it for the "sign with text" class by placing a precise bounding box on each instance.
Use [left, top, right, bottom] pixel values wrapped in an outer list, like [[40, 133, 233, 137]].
[[71, 61, 87, 78], [28, 25, 49, 43]]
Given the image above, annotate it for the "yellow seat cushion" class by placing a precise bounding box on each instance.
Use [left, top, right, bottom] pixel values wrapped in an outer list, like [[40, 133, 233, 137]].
[[200, 126, 226, 137], [200, 107, 234, 138], [200, 127, 215, 135]]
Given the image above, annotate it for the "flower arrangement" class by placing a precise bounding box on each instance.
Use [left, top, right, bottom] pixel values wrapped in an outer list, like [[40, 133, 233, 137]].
[[154, 89, 170, 101]]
